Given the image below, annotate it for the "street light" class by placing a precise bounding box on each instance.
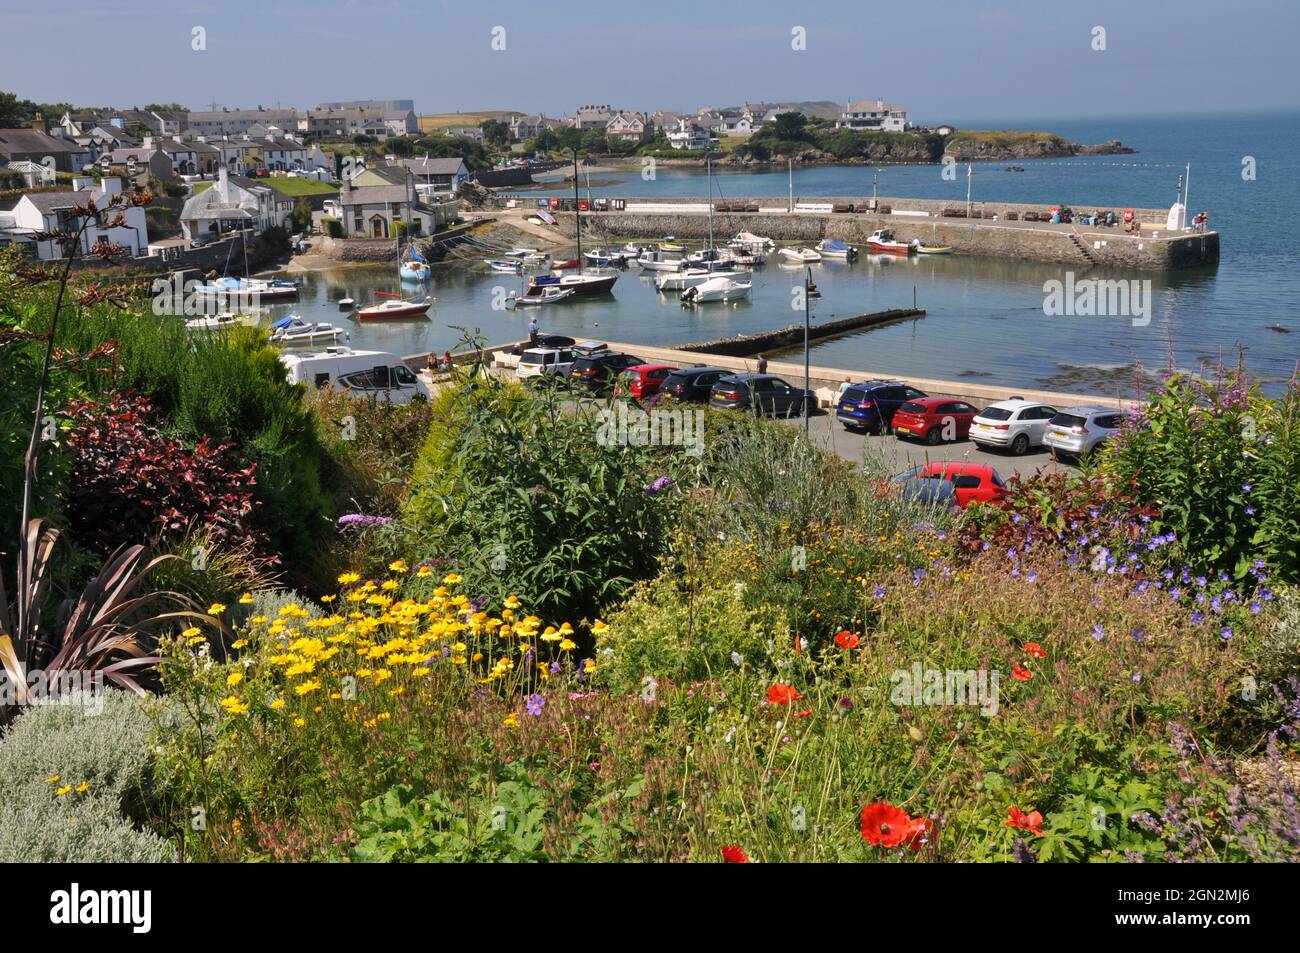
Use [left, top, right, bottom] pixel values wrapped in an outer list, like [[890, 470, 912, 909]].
[[803, 265, 812, 435]]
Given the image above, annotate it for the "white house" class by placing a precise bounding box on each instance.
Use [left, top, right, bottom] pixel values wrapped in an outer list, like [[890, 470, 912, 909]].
[[179, 167, 291, 242], [605, 112, 650, 144], [835, 99, 908, 133], [402, 157, 470, 197], [338, 167, 442, 238], [0, 175, 149, 260], [667, 119, 715, 151]]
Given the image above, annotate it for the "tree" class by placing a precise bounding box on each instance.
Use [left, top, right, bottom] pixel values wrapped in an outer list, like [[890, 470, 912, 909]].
[[480, 119, 511, 149], [769, 111, 811, 142], [290, 199, 312, 234], [555, 126, 585, 154], [0, 91, 34, 127]]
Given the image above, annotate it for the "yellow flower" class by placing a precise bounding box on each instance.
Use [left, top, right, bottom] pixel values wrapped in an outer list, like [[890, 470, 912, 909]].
[[388, 560, 409, 573], [75, 781, 90, 794], [220, 695, 249, 714], [503, 713, 518, 728], [295, 679, 321, 696], [46, 775, 60, 784], [583, 659, 597, 674], [55, 785, 72, 797], [559, 638, 576, 651], [207, 603, 226, 615], [238, 592, 254, 605], [415, 565, 433, 578], [504, 595, 522, 610], [231, 638, 247, 649], [591, 620, 609, 635], [226, 672, 244, 686], [442, 572, 463, 585], [250, 615, 268, 624], [293, 717, 306, 727], [338, 572, 361, 586], [381, 580, 399, 591], [270, 698, 286, 710], [321, 594, 337, 604], [180, 626, 200, 640]]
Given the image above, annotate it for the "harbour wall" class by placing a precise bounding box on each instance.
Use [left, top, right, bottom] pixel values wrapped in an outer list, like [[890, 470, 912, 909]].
[[674, 308, 926, 356]]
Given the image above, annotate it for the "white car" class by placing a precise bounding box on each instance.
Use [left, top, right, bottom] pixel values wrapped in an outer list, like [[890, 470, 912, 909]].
[[969, 398, 1058, 455], [516, 346, 577, 379]]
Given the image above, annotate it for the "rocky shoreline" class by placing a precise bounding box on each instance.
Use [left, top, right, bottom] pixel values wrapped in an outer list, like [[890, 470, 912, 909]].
[[717, 139, 1136, 167]]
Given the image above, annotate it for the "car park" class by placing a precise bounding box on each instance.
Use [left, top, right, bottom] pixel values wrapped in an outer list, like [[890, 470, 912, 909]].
[[836, 380, 927, 434], [895, 461, 1009, 509], [660, 365, 730, 403], [969, 398, 1058, 455], [892, 397, 981, 445], [708, 374, 816, 417], [1043, 406, 1125, 460]]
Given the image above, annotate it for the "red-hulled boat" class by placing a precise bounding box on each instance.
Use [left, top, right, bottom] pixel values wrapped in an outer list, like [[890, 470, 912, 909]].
[[867, 228, 912, 255]]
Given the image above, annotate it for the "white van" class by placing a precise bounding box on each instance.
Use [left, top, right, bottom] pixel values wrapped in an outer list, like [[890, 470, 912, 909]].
[[279, 346, 430, 403]]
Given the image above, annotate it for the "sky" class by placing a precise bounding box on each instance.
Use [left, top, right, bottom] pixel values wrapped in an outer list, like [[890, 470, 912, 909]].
[[2, 0, 1298, 123]]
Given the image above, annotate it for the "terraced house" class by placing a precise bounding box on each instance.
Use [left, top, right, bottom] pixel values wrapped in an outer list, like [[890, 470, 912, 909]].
[[0, 175, 149, 259]]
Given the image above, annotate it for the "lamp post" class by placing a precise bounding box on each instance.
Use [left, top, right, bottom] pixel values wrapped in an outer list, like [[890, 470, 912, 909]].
[[803, 266, 812, 435]]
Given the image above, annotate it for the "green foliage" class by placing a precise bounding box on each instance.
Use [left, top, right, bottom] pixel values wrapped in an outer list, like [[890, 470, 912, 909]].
[[0, 690, 172, 862], [289, 198, 312, 234], [321, 216, 343, 238], [1099, 371, 1300, 581]]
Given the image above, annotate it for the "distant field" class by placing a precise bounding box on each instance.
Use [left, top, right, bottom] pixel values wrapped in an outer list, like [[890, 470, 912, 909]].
[[193, 177, 338, 196], [418, 111, 518, 133]]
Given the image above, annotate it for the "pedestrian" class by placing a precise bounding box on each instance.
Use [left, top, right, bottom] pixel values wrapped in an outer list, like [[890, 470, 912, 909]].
[[425, 352, 437, 373], [835, 377, 852, 404], [756, 353, 768, 374], [528, 316, 539, 344], [442, 350, 453, 370]]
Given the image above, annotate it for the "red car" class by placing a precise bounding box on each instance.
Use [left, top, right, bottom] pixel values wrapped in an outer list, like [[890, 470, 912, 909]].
[[893, 397, 980, 445], [896, 461, 1009, 509], [615, 363, 677, 400]]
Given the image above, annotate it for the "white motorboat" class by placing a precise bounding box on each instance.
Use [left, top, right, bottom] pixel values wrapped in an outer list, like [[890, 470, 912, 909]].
[[193, 276, 300, 302], [337, 297, 356, 309], [508, 285, 576, 307], [867, 228, 912, 255], [656, 268, 743, 292], [504, 247, 540, 258], [487, 258, 524, 273], [636, 249, 685, 272], [681, 274, 752, 304], [730, 231, 775, 253], [816, 239, 858, 260], [184, 311, 245, 332], [269, 314, 349, 346], [778, 247, 822, 263]]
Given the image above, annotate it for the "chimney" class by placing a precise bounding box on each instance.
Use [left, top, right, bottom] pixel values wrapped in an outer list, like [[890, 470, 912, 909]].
[[218, 166, 229, 202], [72, 175, 95, 192], [143, 135, 153, 148]]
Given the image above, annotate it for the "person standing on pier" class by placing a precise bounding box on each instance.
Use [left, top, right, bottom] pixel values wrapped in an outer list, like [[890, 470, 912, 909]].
[[528, 316, 540, 345], [757, 353, 768, 374]]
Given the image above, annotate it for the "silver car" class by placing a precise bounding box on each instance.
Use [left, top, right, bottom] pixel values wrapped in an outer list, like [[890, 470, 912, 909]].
[[969, 398, 1058, 455], [1044, 406, 1125, 460]]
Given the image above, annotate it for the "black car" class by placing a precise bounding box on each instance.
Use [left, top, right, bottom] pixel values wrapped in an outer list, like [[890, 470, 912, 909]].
[[569, 351, 646, 391], [836, 380, 927, 434], [661, 365, 730, 402], [510, 333, 575, 355], [708, 374, 816, 417]]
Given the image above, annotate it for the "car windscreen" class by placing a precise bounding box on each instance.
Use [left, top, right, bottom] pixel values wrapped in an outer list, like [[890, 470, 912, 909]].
[[520, 350, 550, 363], [842, 387, 869, 404], [899, 402, 928, 415], [1051, 413, 1088, 428], [979, 407, 1013, 421]]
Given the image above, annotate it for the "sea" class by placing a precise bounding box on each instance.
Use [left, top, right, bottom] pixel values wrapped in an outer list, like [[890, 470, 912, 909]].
[[262, 110, 1299, 397]]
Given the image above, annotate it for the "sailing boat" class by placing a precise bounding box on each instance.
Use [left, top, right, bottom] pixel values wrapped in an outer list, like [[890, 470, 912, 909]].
[[400, 241, 431, 282], [193, 229, 299, 302], [523, 154, 617, 297]]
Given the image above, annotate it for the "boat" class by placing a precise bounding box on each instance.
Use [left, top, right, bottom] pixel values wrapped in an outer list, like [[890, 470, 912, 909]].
[[269, 314, 349, 346], [816, 239, 858, 260], [681, 274, 752, 304], [636, 248, 685, 272], [338, 297, 355, 309], [659, 236, 686, 253], [553, 258, 582, 270], [521, 253, 550, 268], [731, 251, 765, 266], [656, 269, 743, 292], [508, 284, 576, 307], [583, 248, 620, 267], [778, 247, 822, 263], [867, 228, 911, 255], [504, 247, 540, 258], [487, 258, 524, 273], [557, 153, 618, 296], [911, 240, 953, 255], [184, 311, 244, 331], [193, 276, 300, 302], [355, 292, 434, 320], [399, 245, 431, 282], [687, 247, 739, 268], [620, 242, 646, 257], [730, 231, 775, 253]]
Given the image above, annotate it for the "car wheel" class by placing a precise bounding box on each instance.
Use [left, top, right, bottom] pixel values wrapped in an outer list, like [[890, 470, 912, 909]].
[[1010, 433, 1030, 456], [924, 427, 943, 446]]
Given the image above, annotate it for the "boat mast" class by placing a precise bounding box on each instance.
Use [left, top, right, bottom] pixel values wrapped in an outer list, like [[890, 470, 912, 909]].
[[573, 151, 583, 273], [707, 154, 714, 252]]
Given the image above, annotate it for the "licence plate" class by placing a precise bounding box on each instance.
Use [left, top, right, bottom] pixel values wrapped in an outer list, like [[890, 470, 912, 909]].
[[839, 403, 854, 413], [897, 427, 911, 434], [1050, 429, 1068, 438]]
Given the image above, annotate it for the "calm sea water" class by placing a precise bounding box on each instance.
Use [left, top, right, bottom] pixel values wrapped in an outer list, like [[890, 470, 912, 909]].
[[265, 111, 1299, 396]]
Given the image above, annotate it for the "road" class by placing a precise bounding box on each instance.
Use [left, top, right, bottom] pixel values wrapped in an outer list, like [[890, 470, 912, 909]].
[[778, 408, 1077, 479]]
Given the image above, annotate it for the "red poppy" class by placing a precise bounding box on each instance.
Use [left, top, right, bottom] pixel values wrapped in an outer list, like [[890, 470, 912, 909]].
[[1024, 642, 1047, 659], [904, 816, 931, 852], [795, 709, 812, 718], [834, 630, 860, 650], [860, 802, 913, 848], [721, 845, 749, 863], [767, 683, 801, 706], [1012, 662, 1032, 681], [1005, 806, 1045, 836]]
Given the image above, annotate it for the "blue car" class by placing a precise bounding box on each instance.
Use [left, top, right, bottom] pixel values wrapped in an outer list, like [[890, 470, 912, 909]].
[[836, 380, 928, 434]]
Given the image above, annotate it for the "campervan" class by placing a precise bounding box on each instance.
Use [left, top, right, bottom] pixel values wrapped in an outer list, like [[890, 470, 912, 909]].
[[279, 346, 429, 403]]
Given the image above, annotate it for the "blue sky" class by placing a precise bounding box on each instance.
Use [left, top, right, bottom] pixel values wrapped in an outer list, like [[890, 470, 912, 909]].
[[3, 0, 1298, 122]]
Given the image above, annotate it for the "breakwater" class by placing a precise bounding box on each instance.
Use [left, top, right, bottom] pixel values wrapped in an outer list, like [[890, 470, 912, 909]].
[[548, 195, 1218, 271], [675, 308, 925, 357]]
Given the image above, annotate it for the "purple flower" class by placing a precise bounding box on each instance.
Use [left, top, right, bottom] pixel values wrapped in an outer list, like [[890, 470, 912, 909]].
[[873, 585, 887, 598], [1219, 626, 1233, 641], [644, 475, 674, 495], [1027, 570, 1038, 582], [1131, 627, 1147, 643], [1190, 610, 1206, 626], [526, 693, 545, 716], [1091, 624, 1105, 642], [337, 513, 393, 528], [1245, 506, 1256, 516], [1250, 600, 1262, 615], [549, 661, 561, 674]]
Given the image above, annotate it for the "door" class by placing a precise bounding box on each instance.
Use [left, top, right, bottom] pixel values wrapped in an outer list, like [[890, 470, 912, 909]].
[[370, 215, 388, 238], [1026, 406, 1055, 444]]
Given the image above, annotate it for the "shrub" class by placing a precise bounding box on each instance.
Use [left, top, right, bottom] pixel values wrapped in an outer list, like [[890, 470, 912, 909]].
[[60, 392, 263, 557], [321, 216, 343, 238], [0, 689, 172, 862]]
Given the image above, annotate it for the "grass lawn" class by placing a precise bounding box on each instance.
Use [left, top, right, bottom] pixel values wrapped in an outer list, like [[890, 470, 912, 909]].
[[193, 178, 338, 197], [418, 111, 518, 134]]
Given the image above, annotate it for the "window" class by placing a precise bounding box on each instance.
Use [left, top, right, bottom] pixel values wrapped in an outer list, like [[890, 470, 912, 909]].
[[953, 475, 981, 490], [393, 365, 417, 385], [903, 387, 926, 400]]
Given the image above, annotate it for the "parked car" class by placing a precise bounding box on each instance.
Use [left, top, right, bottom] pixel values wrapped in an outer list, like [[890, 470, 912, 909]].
[[517, 345, 577, 379], [1043, 406, 1125, 460], [568, 350, 646, 391], [895, 461, 1009, 509], [190, 233, 217, 248], [615, 363, 677, 400], [253, 168, 270, 178], [709, 374, 816, 417], [836, 380, 928, 433], [969, 398, 1058, 455], [660, 365, 730, 403], [892, 397, 981, 445]]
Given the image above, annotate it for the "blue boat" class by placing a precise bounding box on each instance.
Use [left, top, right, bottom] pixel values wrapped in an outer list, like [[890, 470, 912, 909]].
[[400, 246, 431, 282]]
